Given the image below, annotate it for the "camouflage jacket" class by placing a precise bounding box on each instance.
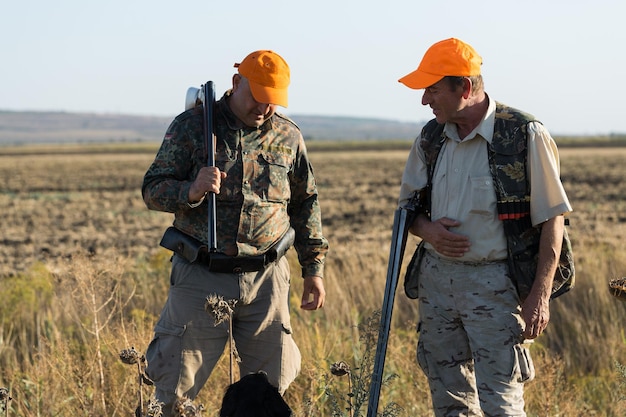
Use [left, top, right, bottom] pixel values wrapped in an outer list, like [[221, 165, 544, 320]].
[[419, 102, 574, 300], [142, 92, 328, 278]]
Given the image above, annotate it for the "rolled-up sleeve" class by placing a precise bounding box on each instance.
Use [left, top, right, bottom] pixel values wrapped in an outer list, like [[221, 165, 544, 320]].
[[527, 122, 573, 226]]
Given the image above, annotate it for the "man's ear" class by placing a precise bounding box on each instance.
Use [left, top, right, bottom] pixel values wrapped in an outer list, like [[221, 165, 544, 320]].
[[232, 73, 242, 92], [462, 77, 472, 99]]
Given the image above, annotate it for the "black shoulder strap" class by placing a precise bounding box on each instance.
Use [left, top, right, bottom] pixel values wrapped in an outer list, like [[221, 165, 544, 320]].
[[419, 120, 446, 191]]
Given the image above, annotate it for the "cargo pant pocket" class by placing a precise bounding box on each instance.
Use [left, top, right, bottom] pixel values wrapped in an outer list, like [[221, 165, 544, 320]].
[[513, 344, 535, 383], [279, 323, 301, 394], [145, 320, 186, 392], [416, 337, 431, 377], [238, 319, 301, 394]]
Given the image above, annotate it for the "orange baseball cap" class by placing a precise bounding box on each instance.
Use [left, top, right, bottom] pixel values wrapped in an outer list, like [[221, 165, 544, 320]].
[[234, 50, 290, 107], [398, 38, 482, 89]]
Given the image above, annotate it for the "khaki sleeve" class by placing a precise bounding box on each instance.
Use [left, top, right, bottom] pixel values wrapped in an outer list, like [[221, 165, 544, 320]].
[[527, 122, 573, 226], [399, 138, 429, 208]]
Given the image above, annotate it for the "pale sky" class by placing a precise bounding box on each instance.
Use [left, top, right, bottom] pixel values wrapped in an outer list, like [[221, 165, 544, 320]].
[[2, 0, 625, 136]]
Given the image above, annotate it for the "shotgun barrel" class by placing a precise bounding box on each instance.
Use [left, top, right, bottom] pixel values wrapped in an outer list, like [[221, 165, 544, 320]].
[[202, 81, 217, 252], [367, 190, 426, 417], [367, 203, 416, 416]]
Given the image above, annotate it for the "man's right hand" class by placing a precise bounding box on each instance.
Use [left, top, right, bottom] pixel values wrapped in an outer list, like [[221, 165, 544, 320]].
[[188, 166, 227, 202], [410, 215, 470, 257]]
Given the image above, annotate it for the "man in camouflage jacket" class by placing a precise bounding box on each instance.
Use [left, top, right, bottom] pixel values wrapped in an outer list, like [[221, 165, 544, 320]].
[[142, 50, 328, 415], [397, 39, 572, 416]]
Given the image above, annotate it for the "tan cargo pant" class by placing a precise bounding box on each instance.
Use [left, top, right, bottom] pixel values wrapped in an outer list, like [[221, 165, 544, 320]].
[[415, 250, 535, 417], [145, 255, 301, 416]]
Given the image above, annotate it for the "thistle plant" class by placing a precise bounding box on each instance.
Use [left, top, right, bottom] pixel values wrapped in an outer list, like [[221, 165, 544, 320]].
[[609, 277, 626, 301], [145, 397, 164, 417], [330, 361, 353, 417], [119, 346, 153, 416], [0, 387, 11, 417], [326, 311, 402, 417], [173, 396, 205, 417], [205, 294, 240, 384]]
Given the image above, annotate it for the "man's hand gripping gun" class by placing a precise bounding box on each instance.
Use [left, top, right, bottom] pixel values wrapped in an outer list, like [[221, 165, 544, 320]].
[[186, 82, 218, 251]]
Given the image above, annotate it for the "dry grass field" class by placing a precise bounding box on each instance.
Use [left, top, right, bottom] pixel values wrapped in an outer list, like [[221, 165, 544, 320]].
[[0, 142, 625, 416]]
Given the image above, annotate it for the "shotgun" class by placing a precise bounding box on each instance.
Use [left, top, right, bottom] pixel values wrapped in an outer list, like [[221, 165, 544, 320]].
[[183, 82, 218, 251], [367, 191, 422, 416], [202, 81, 217, 252]]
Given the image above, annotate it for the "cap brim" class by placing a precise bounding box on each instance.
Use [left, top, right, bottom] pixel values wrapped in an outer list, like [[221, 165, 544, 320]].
[[398, 69, 444, 90], [249, 81, 288, 108]]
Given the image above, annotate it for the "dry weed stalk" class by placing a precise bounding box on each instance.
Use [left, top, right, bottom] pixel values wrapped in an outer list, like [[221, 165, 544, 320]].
[[145, 397, 164, 417], [326, 312, 402, 417], [330, 361, 353, 417], [617, 361, 626, 402], [609, 277, 626, 301], [63, 253, 136, 415], [174, 396, 205, 417], [0, 387, 11, 417], [119, 346, 153, 416], [205, 294, 240, 384]]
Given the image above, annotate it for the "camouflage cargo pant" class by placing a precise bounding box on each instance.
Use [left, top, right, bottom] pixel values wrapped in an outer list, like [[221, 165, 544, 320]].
[[145, 255, 301, 416], [416, 250, 535, 417]]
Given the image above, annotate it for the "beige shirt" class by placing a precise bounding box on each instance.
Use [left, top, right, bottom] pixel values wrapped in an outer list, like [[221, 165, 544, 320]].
[[399, 96, 572, 262]]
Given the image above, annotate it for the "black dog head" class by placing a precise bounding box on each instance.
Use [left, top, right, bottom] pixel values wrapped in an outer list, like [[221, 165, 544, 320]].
[[219, 371, 292, 417]]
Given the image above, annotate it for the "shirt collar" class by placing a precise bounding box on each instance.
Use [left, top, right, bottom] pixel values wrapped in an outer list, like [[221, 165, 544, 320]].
[[443, 93, 496, 143]]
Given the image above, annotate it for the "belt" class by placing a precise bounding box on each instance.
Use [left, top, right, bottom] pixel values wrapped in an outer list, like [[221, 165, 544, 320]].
[[425, 249, 506, 267], [161, 227, 295, 274], [195, 251, 269, 274]]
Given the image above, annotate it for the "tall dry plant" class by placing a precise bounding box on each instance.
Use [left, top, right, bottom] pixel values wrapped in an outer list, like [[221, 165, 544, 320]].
[[119, 346, 152, 416], [58, 253, 135, 415], [173, 396, 204, 417], [609, 277, 626, 301], [0, 253, 152, 415], [330, 361, 353, 417], [0, 263, 54, 369], [205, 294, 240, 384], [617, 361, 626, 402], [323, 311, 402, 417], [145, 397, 164, 417]]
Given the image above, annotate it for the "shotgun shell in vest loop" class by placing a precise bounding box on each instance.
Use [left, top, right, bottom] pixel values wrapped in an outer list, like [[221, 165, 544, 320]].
[[497, 199, 530, 221]]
